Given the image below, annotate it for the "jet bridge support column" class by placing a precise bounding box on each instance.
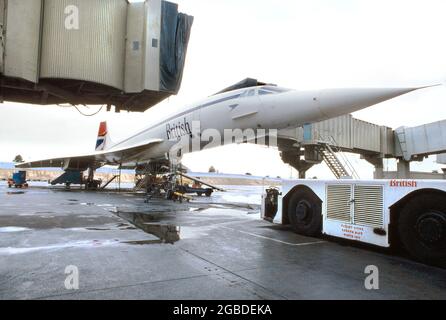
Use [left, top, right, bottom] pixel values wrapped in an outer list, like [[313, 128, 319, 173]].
[[278, 140, 323, 179], [293, 160, 314, 179], [279, 148, 315, 179], [363, 155, 384, 179], [397, 159, 411, 179]]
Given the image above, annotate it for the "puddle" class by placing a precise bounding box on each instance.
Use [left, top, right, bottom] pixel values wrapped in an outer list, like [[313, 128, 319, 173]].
[[189, 207, 206, 212], [0, 239, 121, 255], [116, 211, 180, 244], [6, 192, 25, 195], [68, 223, 137, 232], [116, 222, 137, 230], [0, 226, 31, 233], [122, 239, 162, 245]]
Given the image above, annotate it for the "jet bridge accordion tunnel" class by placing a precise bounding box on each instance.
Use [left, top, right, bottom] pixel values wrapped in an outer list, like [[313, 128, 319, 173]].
[[0, 0, 193, 112]]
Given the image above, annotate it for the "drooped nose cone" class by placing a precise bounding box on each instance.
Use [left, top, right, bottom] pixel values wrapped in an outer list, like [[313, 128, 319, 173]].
[[317, 87, 425, 118]]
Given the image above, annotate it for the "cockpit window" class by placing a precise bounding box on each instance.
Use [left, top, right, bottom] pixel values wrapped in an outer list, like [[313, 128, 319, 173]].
[[240, 86, 289, 98], [259, 89, 274, 95], [261, 86, 290, 93]]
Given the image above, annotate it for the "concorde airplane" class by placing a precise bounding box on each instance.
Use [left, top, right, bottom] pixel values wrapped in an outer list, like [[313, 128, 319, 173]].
[[17, 79, 433, 177]]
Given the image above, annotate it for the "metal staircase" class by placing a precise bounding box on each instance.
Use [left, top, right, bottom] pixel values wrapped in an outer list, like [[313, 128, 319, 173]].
[[100, 175, 119, 190], [134, 162, 152, 191], [316, 135, 360, 179]]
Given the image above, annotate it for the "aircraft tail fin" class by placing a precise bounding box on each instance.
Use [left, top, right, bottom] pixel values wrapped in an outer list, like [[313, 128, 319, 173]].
[[95, 121, 113, 151]]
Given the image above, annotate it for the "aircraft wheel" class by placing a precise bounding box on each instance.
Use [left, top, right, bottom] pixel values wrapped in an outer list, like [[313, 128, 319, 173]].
[[197, 192, 203, 197], [205, 190, 212, 197], [288, 189, 322, 236], [398, 193, 446, 267]]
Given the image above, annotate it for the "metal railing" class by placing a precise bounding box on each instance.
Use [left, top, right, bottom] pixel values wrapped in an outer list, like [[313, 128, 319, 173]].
[[317, 133, 360, 179]]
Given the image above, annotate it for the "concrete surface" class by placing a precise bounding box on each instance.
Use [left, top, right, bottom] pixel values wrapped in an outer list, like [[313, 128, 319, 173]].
[[0, 183, 445, 300]]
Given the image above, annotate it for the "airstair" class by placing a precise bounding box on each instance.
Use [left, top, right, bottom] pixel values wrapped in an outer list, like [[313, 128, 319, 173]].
[[316, 135, 360, 179], [101, 175, 119, 190], [134, 162, 152, 191]]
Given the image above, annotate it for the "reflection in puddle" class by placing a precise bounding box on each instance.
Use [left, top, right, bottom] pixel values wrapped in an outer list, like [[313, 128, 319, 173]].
[[116, 211, 180, 244], [123, 239, 163, 245], [0, 226, 31, 233], [189, 207, 206, 212], [0, 239, 121, 255], [63, 202, 95, 206]]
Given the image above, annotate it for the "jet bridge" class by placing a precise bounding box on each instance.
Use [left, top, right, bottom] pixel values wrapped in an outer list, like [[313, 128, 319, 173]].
[[278, 115, 446, 179], [0, 0, 193, 112], [394, 119, 446, 161]]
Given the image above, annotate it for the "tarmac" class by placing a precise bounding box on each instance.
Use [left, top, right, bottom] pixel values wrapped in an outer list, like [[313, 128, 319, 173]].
[[0, 183, 445, 300]]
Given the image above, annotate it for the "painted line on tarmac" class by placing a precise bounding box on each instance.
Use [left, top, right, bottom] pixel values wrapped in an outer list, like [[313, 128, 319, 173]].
[[220, 226, 326, 246]]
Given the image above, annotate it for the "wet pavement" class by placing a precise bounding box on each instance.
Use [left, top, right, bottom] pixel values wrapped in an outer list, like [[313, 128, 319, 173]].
[[0, 183, 445, 300]]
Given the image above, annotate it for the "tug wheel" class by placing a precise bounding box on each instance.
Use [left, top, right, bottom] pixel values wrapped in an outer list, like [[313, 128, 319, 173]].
[[288, 189, 322, 236], [398, 193, 446, 267]]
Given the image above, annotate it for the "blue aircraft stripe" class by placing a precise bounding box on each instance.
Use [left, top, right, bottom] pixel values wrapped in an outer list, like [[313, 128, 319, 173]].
[[96, 138, 105, 149]]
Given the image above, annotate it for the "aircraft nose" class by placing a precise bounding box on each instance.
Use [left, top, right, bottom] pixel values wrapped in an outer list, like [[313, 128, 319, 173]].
[[316, 87, 428, 118]]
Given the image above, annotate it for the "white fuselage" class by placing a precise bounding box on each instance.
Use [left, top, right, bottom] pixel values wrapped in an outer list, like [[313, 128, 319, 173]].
[[103, 85, 422, 165]]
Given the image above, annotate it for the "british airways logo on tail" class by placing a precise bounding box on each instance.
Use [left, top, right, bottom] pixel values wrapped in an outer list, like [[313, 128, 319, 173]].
[[95, 122, 108, 151]]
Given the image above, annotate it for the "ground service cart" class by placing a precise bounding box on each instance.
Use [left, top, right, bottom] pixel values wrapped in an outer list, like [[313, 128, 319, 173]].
[[7, 171, 28, 188], [261, 179, 446, 267]]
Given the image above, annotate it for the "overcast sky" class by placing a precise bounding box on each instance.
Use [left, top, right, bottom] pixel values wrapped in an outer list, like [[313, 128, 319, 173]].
[[1, 0, 446, 178]]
